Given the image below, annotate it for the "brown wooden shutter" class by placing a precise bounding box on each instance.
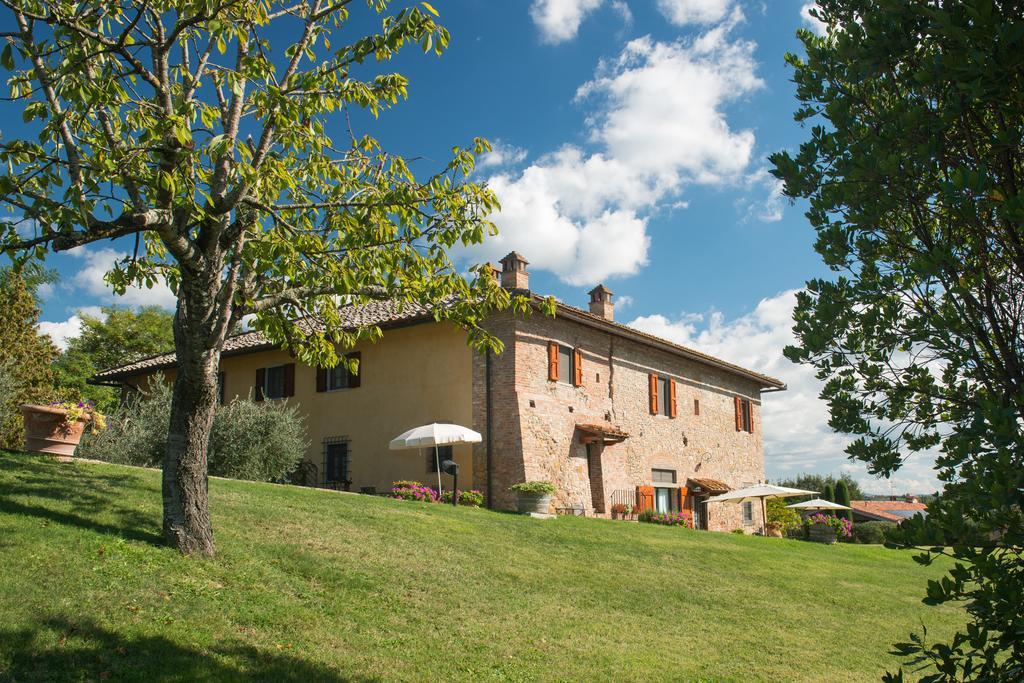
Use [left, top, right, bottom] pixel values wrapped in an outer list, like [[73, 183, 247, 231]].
[[637, 485, 654, 513], [669, 378, 677, 418], [747, 400, 754, 433], [648, 374, 658, 414], [573, 348, 583, 386], [734, 396, 743, 431], [255, 367, 266, 402], [316, 367, 327, 393], [347, 352, 361, 388], [678, 486, 688, 514], [283, 363, 295, 397], [547, 341, 559, 381]]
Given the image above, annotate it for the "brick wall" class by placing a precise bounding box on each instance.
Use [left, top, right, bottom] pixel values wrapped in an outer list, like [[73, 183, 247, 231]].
[[478, 308, 768, 532]]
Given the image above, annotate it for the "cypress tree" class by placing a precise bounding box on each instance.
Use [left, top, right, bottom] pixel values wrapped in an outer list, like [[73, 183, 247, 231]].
[[0, 270, 58, 449], [821, 483, 835, 516], [835, 480, 853, 522]]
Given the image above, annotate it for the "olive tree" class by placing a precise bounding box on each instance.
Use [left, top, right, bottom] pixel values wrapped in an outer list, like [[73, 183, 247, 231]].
[[0, 0, 526, 555], [771, 1, 1023, 678]]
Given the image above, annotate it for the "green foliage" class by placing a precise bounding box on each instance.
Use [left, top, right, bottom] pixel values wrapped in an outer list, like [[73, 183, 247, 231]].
[[54, 306, 177, 412], [509, 481, 556, 495], [776, 473, 864, 502], [771, 1, 1024, 677], [208, 394, 307, 482], [821, 483, 834, 505], [834, 481, 853, 522], [0, 270, 58, 448], [79, 382, 307, 483], [851, 521, 896, 545], [766, 498, 803, 534]]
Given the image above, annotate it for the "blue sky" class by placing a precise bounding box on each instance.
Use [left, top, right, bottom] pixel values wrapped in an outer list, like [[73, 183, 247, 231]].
[[8, 0, 942, 494]]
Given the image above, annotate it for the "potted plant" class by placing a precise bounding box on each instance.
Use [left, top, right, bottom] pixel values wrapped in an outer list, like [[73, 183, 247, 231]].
[[765, 521, 784, 538], [610, 502, 626, 520], [20, 400, 107, 458], [510, 481, 556, 514], [624, 503, 636, 521], [804, 513, 852, 544]]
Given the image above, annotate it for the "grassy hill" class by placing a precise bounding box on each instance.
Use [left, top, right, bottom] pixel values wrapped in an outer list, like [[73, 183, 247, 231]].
[[0, 452, 960, 682]]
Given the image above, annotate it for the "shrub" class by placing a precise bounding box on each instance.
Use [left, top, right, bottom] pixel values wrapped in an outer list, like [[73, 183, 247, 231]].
[[390, 482, 438, 503], [77, 379, 171, 467], [851, 520, 897, 544], [510, 481, 555, 495], [208, 395, 307, 482], [642, 511, 693, 528], [0, 362, 23, 446], [766, 498, 803, 534], [439, 489, 484, 507], [731, 529, 745, 535], [79, 381, 308, 483]]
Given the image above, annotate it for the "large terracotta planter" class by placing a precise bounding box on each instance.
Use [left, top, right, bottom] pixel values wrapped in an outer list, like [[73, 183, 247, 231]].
[[20, 404, 90, 457], [515, 491, 553, 515]]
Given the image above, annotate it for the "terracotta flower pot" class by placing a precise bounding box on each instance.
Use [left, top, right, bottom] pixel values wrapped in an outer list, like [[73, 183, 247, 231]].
[[20, 404, 90, 458]]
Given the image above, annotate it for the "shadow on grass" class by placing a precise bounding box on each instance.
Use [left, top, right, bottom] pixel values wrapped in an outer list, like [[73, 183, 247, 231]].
[[0, 454, 165, 546], [0, 616, 371, 682]]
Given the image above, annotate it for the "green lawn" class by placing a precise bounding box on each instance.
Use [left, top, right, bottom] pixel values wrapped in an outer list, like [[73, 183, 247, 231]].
[[0, 452, 960, 682]]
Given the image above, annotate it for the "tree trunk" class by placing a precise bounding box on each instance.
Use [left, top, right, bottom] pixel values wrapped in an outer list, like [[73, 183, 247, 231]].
[[162, 275, 225, 556]]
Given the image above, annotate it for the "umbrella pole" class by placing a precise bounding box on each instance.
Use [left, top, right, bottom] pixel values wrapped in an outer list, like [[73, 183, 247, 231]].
[[435, 445, 442, 499], [762, 497, 768, 535]]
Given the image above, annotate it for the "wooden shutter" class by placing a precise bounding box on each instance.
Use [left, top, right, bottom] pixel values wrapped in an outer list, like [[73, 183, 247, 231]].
[[734, 396, 742, 431], [747, 400, 754, 433], [678, 486, 688, 515], [255, 367, 266, 402], [283, 363, 295, 397], [547, 341, 559, 381], [573, 348, 583, 386], [316, 367, 327, 392], [347, 352, 361, 388], [648, 374, 658, 414], [669, 378, 677, 418], [637, 485, 655, 513]]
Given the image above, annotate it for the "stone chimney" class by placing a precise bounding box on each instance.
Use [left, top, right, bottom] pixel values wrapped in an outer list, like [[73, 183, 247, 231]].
[[499, 251, 529, 291], [588, 284, 614, 321]]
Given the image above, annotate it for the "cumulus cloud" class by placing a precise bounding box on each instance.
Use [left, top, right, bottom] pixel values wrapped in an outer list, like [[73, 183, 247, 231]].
[[468, 24, 762, 285], [477, 141, 528, 171], [800, 2, 827, 35], [38, 306, 105, 350], [627, 290, 944, 494], [657, 0, 733, 26], [737, 167, 786, 223], [530, 0, 604, 44], [66, 246, 177, 309]]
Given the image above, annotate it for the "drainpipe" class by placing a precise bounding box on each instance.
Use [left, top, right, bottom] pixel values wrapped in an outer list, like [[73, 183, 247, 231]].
[[485, 349, 493, 509]]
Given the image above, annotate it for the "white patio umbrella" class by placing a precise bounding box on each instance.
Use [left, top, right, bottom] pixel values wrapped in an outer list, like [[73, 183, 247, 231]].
[[786, 498, 851, 511], [389, 423, 482, 495], [705, 484, 818, 535]]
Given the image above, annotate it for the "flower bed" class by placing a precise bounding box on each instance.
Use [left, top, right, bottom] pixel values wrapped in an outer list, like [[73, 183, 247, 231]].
[[803, 513, 852, 542], [388, 481, 484, 507], [440, 489, 484, 507], [641, 511, 693, 528]]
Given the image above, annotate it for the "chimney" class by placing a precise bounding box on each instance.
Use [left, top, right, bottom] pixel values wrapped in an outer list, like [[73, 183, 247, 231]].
[[588, 284, 614, 321], [488, 262, 501, 283], [499, 251, 529, 291]]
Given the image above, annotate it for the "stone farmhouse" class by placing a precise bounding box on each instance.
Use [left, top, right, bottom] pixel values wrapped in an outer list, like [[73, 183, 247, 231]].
[[95, 251, 786, 532]]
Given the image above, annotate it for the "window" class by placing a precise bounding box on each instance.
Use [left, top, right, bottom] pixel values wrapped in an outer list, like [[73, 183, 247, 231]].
[[547, 342, 582, 385], [655, 487, 679, 513], [735, 397, 753, 432], [327, 365, 351, 390], [652, 468, 676, 484], [427, 445, 454, 472], [256, 363, 294, 401], [648, 374, 677, 417], [317, 352, 362, 392], [694, 398, 700, 416], [742, 501, 753, 525], [323, 440, 350, 486]]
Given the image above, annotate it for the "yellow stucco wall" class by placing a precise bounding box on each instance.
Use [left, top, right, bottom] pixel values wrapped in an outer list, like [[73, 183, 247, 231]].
[[126, 322, 475, 493]]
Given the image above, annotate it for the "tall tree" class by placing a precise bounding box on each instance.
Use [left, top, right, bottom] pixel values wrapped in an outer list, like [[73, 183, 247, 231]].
[[54, 306, 175, 409], [771, 1, 1024, 678], [821, 483, 834, 504], [775, 472, 865, 502], [0, 0, 529, 555], [0, 268, 58, 448], [833, 480, 852, 523]]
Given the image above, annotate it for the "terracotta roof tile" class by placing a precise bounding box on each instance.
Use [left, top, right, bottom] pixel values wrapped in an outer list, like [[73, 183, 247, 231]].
[[687, 478, 731, 494], [850, 500, 928, 522]]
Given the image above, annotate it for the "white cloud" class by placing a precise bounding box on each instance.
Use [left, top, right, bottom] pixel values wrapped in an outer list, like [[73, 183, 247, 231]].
[[610, 0, 633, 27], [66, 246, 177, 309], [37, 306, 105, 350], [468, 26, 762, 285], [800, 2, 826, 35], [530, 0, 604, 44], [477, 141, 528, 171], [627, 290, 944, 494], [737, 167, 786, 223], [657, 0, 733, 26]]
